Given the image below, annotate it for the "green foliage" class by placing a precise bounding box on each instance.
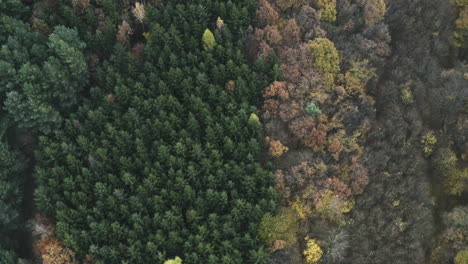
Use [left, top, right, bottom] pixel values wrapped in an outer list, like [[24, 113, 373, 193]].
[[305, 102, 321, 117], [202, 29, 216, 51], [0, 141, 26, 251], [0, 249, 17, 264], [258, 207, 299, 246], [34, 1, 277, 263], [0, 18, 88, 134]]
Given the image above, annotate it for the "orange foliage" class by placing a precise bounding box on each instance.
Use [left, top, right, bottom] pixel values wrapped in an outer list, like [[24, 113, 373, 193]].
[[266, 137, 289, 157], [35, 237, 78, 264], [269, 239, 287, 252], [326, 178, 352, 199], [263, 81, 289, 99], [305, 124, 328, 152], [262, 99, 280, 118]]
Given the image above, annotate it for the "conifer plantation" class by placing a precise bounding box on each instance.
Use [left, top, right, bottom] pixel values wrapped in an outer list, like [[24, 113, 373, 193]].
[[0, 0, 467, 263]]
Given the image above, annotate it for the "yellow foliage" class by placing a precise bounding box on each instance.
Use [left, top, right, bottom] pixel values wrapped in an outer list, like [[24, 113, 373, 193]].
[[290, 197, 310, 219], [310, 38, 340, 88], [455, 250, 468, 264], [314, 190, 354, 222], [248, 113, 261, 126], [421, 131, 437, 155], [202, 29, 216, 51], [303, 238, 323, 264], [444, 167, 468, 196], [216, 17, 225, 30], [164, 257, 183, 264], [316, 0, 337, 22], [132, 2, 146, 24]]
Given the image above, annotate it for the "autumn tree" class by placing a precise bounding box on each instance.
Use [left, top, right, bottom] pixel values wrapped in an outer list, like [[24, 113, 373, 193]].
[[363, 0, 386, 25], [310, 38, 340, 88], [202, 29, 216, 50], [316, 0, 337, 22], [256, 0, 279, 26], [164, 257, 183, 264], [277, 0, 311, 11], [132, 2, 146, 28], [263, 81, 289, 99], [266, 136, 289, 157], [305, 124, 328, 151], [281, 19, 301, 46], [304, 238, 323, 264], [117, 20, 133, 47], [35, 237, 78, 264]]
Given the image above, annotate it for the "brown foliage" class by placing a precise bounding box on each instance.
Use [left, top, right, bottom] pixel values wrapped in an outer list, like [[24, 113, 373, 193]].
[[363, 0, 386, 25], [304, 124, 328, 152], [349, 162, 369, 194], [257, 0, 280, 26], [296, 6, 323, 39], [262, 99, 280, 118], [263, 81, 289, 99], [132, 43, 143, 63], [257, 41, 275, 60], [264, 25, 283, 45], [34, 214, 55, 238], [328, 137, 345, 160], [279, 101, 302, 122], [71, 0, 90, 11], [226, 80, 236, 92], [117, 20, 133, 47], [275, 170, 291, 198], [277, 0, 311, 10], [326, 178, 352, 199], [288, 116, 315, 140], [281, 19, 301, 46]]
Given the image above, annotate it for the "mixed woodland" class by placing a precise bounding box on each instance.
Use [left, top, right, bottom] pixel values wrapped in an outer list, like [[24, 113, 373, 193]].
[[0, 0, 466, 263]]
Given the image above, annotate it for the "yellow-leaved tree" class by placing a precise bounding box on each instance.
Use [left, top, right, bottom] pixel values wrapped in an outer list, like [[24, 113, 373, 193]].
[[304, 237, 323, 264], [202, 29, 216, 51]]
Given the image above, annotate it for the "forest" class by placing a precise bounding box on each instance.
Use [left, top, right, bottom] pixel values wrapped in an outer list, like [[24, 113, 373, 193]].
[[0, 0, 466, 263]]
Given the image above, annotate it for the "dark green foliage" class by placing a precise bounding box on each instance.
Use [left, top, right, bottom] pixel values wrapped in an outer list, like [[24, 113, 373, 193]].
[[35, 1, 277, 263], [0, 249, 17, 264], [0, 17, 88, 134], [0, 141, 26, 253]]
